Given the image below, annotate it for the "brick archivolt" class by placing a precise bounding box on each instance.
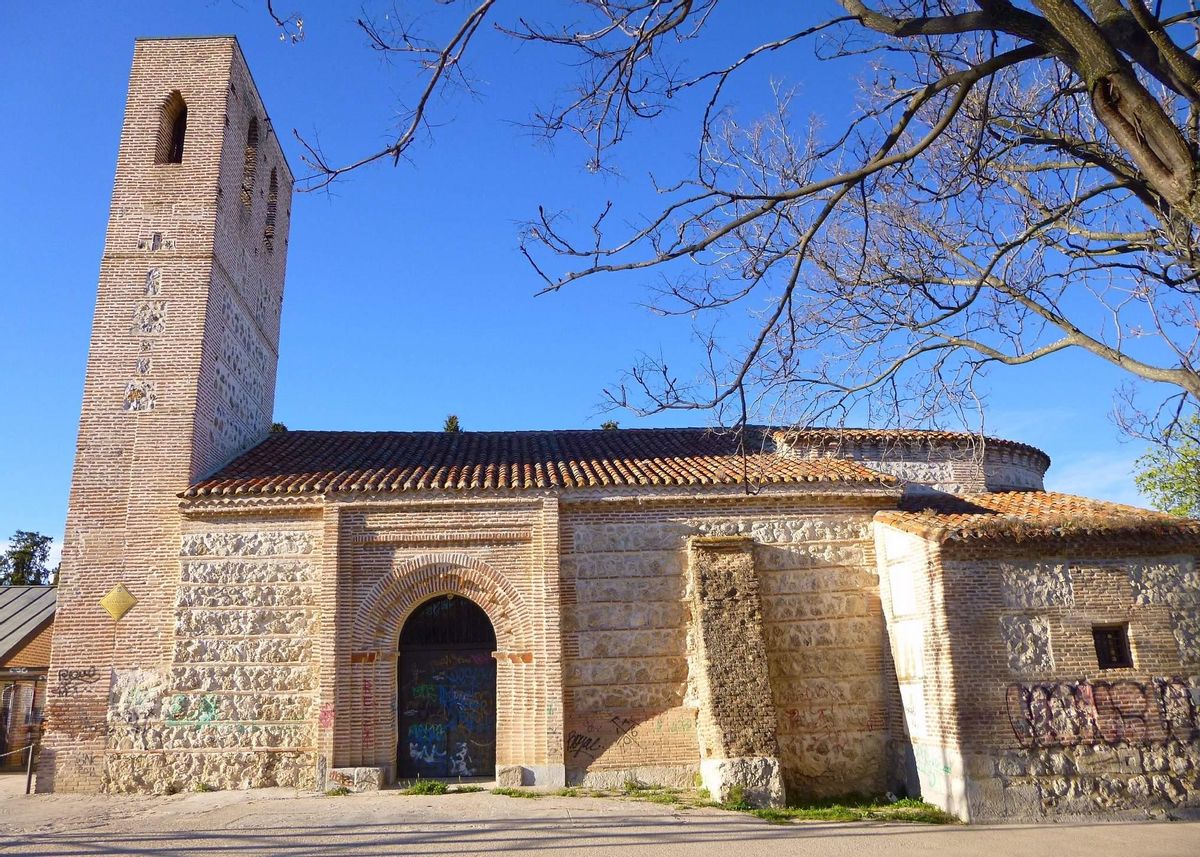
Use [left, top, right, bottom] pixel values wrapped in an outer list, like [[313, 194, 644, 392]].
[[353, 552, 532, 653]]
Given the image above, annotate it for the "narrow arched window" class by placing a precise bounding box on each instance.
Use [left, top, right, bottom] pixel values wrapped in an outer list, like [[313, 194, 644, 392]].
[[155, 91, 188, 164], [241, 118, 259, 211], [264, 168, 278, 252]]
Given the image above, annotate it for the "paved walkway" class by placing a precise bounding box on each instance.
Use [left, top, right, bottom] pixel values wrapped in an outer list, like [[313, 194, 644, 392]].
[[2, 775, 1198, 856]]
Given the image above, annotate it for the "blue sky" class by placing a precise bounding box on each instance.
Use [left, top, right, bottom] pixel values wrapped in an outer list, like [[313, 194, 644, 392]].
[[0, 1, 1154, 554]]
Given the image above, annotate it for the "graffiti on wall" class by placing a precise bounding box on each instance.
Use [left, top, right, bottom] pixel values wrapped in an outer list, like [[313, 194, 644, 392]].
[[54, 668, 101, 697], [398, 651, 496, 778], [1006, 677, 1200, 748], [565, 707, 697, 768]]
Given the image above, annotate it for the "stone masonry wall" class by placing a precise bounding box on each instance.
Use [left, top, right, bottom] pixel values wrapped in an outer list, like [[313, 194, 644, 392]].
[[560, 494, 891, 797], [778, 436, 1047, 494], [100, 518, 322, 793]]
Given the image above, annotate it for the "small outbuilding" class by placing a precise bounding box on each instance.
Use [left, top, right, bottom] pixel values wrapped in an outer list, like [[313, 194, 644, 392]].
[[0, 586, 56, 769]]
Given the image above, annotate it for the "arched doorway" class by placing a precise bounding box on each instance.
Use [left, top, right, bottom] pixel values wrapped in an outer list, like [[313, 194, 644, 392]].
[[397, 595, 497, 778]]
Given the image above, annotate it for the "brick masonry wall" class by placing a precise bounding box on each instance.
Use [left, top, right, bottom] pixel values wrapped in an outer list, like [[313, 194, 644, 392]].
[[874, 526, 968, 813], [2, 620, 54, 669], [943, 544, 1200, 820], [877, 521, 1200, 821], [157, 488, 894, 797], [41, 37, 292, 793], [329, 496, 563, 786]]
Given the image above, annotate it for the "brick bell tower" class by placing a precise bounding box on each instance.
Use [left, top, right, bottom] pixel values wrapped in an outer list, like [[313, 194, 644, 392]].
[[41, 37, 293, 791]]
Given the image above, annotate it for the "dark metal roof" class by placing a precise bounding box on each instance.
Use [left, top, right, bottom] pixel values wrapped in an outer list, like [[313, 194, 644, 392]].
[[0, 586, 56, 664]]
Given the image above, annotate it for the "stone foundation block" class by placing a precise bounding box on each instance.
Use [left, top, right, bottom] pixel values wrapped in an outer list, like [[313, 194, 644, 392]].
[[700, 756, 785, 808], [572, 765, 697, 790], [496, 765, 523, 788], [494, 764, 566, 787], [328, 767, 384, 792]]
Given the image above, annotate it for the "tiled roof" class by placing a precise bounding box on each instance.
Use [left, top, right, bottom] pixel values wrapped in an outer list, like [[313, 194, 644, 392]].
[[774, 427, 1050, 468], [185, 428, 897, 497], [0, 586, 56, 663], [876, 490, 1200, 544]]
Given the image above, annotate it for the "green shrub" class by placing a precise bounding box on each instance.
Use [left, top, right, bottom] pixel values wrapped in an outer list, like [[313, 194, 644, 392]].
[[325, 786, 351, 797], [722, 784, 750, 810], [402, 779, 449, 795]]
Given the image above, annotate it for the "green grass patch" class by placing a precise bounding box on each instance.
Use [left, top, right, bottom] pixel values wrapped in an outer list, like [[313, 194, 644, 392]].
[[192, 782, 217, 793], [745, 795, 956, 825], [551, 787, 580, 797], [401, 779, 450, 795], [643, 791, 682, 805], [621, 778, 646, 795], [325, 786, 351, 797], [451, 785, 486, 794], [492, 787, 541, 799]]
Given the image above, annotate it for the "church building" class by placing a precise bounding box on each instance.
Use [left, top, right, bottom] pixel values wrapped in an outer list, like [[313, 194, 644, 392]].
[[39, 37, 1200, 823]]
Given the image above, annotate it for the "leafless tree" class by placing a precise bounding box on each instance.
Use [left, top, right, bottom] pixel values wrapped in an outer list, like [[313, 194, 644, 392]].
[[273, 1, 1200, 447]]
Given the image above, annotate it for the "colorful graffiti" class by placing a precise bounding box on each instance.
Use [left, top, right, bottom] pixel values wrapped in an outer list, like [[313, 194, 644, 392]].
[[398, 650, 496, 777]]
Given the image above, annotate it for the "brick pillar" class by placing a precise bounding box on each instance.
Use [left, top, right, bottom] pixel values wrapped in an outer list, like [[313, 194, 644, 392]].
[[314, 505, 341, 789], [537, 496, 566, 786], [687, 536, 784, 807]]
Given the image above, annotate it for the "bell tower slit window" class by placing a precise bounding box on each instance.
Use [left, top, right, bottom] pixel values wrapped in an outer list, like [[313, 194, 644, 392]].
[[155, 91, 188, 164], [264, 168, 278, 252], [241, 117, 258, 210]]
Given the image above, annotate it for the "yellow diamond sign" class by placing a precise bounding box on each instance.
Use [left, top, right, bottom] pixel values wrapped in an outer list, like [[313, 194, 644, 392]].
[[100, 583, 137, 621]]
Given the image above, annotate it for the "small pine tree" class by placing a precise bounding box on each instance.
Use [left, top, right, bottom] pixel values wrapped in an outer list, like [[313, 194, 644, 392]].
[[0, 531, 55, 586], [270, 422, 288, 433], [443, 414, 461, 433], [600, 420, 620, 430]]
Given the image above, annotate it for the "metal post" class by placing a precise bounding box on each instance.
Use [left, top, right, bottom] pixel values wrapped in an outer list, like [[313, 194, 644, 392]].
[[25, 742, 34, 795]]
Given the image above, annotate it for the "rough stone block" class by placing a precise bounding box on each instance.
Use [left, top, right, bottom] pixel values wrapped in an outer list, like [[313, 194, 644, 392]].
[[699, 756, 785, 807], [496, 765, 523, 788], [1001, 562, 1073, 608], [1130, 557, 1199, 607], [1000, 614, 1054, 674], [329, 767, 384, 792]]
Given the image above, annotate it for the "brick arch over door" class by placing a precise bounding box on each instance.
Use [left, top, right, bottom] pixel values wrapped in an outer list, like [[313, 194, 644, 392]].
[[353, 552, 532, 654], [348, 553, 535, 775]]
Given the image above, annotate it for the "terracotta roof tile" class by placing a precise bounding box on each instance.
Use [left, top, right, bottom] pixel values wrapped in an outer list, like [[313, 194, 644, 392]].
[[185, 428, 897, 498], [876, 490, 1200, 544]]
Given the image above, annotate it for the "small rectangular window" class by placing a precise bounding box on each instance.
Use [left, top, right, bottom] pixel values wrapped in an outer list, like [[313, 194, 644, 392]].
[[1093, 624, 1133, 669]]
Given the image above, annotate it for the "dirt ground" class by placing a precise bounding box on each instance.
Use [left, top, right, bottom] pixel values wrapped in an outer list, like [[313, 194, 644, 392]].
[[3, 774, 1199, 857]]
